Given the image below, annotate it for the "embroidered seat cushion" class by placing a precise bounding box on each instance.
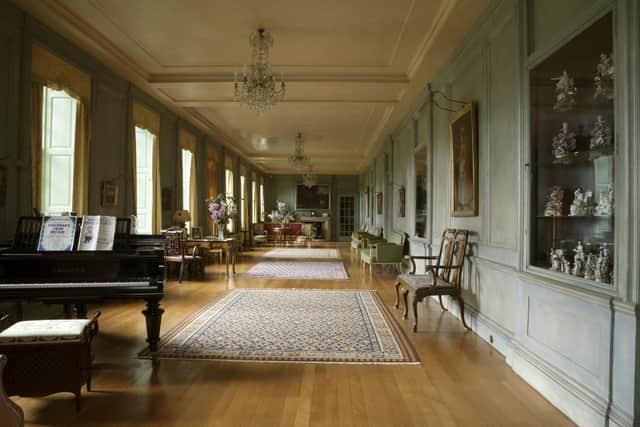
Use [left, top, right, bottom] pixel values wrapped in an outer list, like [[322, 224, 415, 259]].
[[0, 319, 92, 343], [397, 273, 455, 290]]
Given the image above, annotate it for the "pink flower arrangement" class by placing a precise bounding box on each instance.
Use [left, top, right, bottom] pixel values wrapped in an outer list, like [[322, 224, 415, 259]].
[[206, 194, 237, 226]]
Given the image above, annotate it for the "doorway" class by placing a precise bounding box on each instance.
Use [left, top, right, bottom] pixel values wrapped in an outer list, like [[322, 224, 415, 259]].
[[337, 194, 357, 242]]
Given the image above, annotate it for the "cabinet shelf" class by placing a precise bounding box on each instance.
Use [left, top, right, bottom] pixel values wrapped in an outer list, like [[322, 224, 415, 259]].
[[535, 215, 613, 220]]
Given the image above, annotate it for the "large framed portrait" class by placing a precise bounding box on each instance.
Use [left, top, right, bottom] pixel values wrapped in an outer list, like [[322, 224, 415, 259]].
[[449, 103, 478, 217]]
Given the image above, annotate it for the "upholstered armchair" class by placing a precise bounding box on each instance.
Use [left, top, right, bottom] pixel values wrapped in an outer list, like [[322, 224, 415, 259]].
[[351, 225, 383, 254], [360, 230, 406, 278]]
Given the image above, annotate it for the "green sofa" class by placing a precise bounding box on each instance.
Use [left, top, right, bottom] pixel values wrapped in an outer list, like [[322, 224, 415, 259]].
[[350, 225, 383, 254]]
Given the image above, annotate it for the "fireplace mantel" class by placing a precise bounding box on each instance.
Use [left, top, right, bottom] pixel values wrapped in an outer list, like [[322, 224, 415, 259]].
[[299, 217, 331, 240]]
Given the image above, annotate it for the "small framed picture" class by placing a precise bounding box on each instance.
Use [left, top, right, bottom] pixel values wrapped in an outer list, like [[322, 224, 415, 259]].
[[399, 186, 405, 217], [102, 182, 119, 208], [191, 227, 202, 239], [376, 192, 383, 215]]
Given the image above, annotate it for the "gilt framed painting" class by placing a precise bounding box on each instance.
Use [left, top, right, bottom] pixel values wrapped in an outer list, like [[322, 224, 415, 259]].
[[101, 182, 119, 208], [449, 102, 478, 217]]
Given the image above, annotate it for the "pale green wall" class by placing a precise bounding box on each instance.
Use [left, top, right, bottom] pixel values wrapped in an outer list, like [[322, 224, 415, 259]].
[[266, 174, 358, 240], [0, 0, 265, 239]]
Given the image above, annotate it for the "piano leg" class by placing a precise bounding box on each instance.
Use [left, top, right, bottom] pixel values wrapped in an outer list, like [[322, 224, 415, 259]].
[[142, 298, 164, 365]]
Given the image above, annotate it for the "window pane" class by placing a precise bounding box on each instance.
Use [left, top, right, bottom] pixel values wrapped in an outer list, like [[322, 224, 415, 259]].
[[41, 87, 77, 215], [415, 146, 427, 237], [135, 127, 154, 234]]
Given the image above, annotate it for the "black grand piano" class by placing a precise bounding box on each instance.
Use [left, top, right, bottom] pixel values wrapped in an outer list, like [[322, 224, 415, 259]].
[[0, 217, 166, 362]]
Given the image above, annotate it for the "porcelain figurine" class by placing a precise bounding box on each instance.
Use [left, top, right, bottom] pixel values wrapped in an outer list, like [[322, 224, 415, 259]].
[[594, 53, 614, 100], [584, 253, 596, 281], [544, 186, 564, 217], [561, 257, 572, 274], [569, 187, 587, 216], [572, 241, 585, 277], [550, 248, 561, 271], [595, 184, 614, 216], [589, 115, 612, 149], [552, 71, 577, 111], [552, 122, 576, 159], [595, 245, 612, 284]]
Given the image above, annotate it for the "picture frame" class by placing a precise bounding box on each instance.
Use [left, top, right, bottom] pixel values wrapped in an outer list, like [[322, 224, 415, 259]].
[[365, 187, 370, 218], [0, 165, 6, 208], [162, 187, 173, 211], [376, 192, 383, 215], [191, 227, 202, 239], [101, 182, 119, 208], [449, 102, 478, 217], [399, 186, 405, 218]]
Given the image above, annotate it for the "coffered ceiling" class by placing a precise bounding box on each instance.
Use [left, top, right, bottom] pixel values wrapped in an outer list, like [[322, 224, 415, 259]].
[[16, 0, 489, 174]]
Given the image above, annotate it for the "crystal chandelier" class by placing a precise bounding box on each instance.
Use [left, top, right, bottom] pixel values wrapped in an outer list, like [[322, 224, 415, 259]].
[[288, 132, 310, 170], [302, 165, 318, 188], [234, 28, 285, 115]]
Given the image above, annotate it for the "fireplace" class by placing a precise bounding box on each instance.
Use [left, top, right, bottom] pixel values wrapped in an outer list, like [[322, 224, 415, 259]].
[[300, 216, 331, 241]]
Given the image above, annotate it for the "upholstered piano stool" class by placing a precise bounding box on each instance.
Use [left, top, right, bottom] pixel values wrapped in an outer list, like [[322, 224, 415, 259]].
[[0, 312, 100, 411]]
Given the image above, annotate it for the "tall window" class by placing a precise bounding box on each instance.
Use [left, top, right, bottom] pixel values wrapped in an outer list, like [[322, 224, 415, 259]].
[[415, 145, 428, 237], [181, 149, 193, 230], [252, 180, 258, 224], [240, 175, 247, 230], [260, 183, 265, 221], [225, 168, 234, 231], [135, 127, 155, 234], [41, 87, 77, 214]]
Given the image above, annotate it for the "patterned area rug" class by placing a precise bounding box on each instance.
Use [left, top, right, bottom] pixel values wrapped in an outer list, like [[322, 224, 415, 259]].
[[140, 289, 419, 364], [243, 261, 349, 280], [263, 248, 340, 259]]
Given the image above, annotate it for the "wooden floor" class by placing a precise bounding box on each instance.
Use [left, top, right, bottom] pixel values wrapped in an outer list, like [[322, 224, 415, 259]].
[[15, 245, 574, 427]]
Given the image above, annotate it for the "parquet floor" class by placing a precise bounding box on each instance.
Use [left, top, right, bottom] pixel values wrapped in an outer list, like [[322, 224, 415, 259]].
[[15, 245, 574, 426]]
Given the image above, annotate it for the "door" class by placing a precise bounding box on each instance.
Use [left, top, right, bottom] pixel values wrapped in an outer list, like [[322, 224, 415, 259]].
[[337, 194, 357, 242]]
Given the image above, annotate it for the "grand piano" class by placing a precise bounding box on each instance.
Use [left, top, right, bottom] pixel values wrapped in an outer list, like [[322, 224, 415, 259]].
[[0, 217, 166, 362]]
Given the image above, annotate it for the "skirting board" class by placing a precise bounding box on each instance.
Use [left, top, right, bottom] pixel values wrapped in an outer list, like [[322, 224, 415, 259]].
[[428, 295, 634, 427]]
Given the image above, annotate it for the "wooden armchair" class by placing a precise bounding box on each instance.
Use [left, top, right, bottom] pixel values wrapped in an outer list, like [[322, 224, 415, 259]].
[[164, 230, 203, 283], [394, 229, 470, 332]]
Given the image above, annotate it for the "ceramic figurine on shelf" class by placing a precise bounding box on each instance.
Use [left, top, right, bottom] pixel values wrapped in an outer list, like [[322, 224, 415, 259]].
[[595, 245, 612, 284], [569, 187, 587, 216], [561, 257, 572, 274], [594, 53, 614, 100], [552, 71, 577, 111], [552, 122, 577, 159], [550, 248, 561, 271], [584, 253, 596, 281], [544, 186, 564, 217], [595, 184, 614, 216], [572, 241, 585, 277], [589, 115, 612, 149]]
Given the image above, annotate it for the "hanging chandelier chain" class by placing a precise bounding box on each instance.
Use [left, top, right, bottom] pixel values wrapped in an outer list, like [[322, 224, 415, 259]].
[[235, 28, 285, 115]]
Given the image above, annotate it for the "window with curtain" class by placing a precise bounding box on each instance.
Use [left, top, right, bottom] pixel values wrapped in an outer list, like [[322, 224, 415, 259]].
[[260, 182, 265, 221], [181, 148, 193, 230], [31, 44, 91, 217], [40, 87, 77, 215], [135, 127, 155, 234], [414, 144, 428, 238], [132, 102, 161, 234], [225, 168, 234, 231], [240, 175, 247, 230], [252, 180, 258, 224]]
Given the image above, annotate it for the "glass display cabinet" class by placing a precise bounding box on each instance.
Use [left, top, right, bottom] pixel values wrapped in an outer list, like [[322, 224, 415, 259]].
[[529, 13, 615, 287]]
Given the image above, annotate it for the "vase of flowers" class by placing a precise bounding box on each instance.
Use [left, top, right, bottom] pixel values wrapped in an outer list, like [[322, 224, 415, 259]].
[[268, 201, 298, 224], [206, 194, 238, 240]]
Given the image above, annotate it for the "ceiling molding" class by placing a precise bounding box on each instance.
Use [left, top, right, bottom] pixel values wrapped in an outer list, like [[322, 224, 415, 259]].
[[149, 73, 410, 85]]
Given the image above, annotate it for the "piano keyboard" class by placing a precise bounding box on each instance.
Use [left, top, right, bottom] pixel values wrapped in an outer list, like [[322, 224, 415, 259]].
[[0, 281, 150, 289]]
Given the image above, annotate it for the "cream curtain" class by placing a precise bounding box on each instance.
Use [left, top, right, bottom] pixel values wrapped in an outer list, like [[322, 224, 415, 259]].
[[189, 153, 199, 228], [132, 102, 161, 225], [30, 82, 43, 215], [179, 129, 199, 228], [72, 101, 90, 215], [207, 150, 218, 234], [152, 135, 162, 233]]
